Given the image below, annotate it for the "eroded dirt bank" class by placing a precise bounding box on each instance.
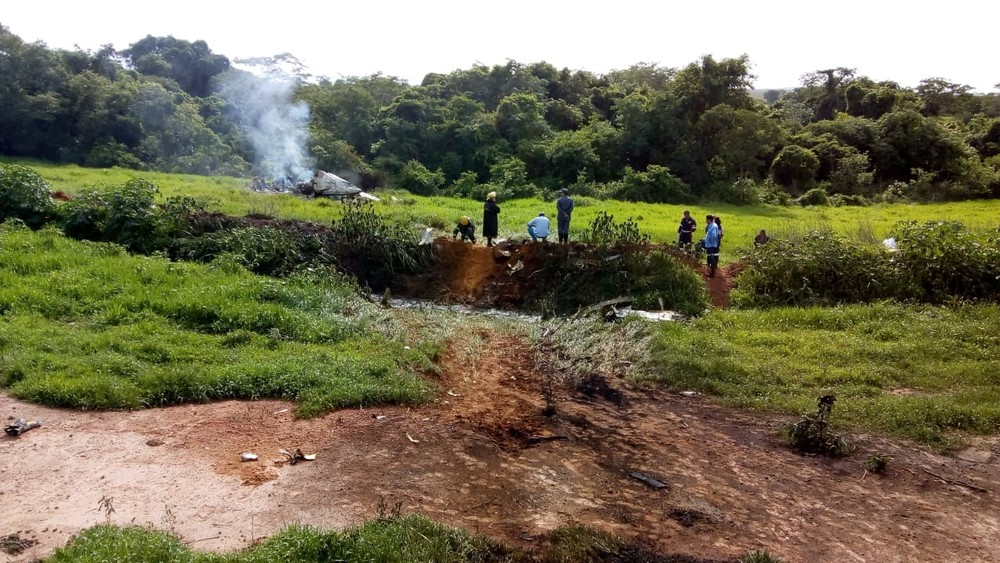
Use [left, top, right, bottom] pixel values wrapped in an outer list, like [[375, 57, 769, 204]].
[[2, 331, 998, 562]]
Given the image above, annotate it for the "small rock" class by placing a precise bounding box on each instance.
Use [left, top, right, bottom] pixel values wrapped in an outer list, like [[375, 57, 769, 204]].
[[145, 438, 165, 447]]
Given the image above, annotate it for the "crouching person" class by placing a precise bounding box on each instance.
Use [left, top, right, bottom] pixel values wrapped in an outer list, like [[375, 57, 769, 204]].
[[527, 212, 550, 242], [453, 216, 476, 243]]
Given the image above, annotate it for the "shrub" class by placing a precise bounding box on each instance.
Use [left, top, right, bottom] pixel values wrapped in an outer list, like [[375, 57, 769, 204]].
[[609, 165, 693, 203], [892, 221, 1000, 302], [580, 211, 650, 246], [0, 163, 55, 228], [60, 178, 163, 253], [797, 187, 830, 206], [784, 394, 850, 456], [175, 226, 310, 277], [325, 201, 431, 289], [733, 233, 888, 307]]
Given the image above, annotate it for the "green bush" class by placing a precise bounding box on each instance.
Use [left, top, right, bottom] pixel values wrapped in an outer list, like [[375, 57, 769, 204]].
[[325, 201, 430, 289], [893, 221, 1000, 302], [0, 163, 55, 228], [733, 233, 887, 307], [175, 226, 312, 277], [797, 187, 830, 206], [60, 178, 164, 252], [735, 221, 1000, 307]]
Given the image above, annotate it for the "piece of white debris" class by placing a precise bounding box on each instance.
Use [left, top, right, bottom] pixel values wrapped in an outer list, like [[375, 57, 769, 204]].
[[240, 452, 258, 462], [447, 390, 462, 397], [680, 391, 701, 397], [406, 433, 420, 443], [375, 415, 387, 420], [273, 408, 289, 415]]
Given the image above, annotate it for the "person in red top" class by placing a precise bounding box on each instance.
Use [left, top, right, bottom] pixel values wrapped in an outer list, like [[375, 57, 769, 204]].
[[677, 210, 696, 249]]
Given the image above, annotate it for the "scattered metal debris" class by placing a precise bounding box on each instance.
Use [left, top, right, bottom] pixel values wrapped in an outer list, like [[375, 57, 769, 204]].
[[4, 419, 42, 437], [278, 448, 316, 465], [629, 471, 669, 490]]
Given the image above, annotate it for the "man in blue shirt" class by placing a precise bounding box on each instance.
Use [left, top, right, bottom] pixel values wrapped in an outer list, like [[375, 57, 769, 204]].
[[527, 213, 551, 242], [704, 214, 720, 277]]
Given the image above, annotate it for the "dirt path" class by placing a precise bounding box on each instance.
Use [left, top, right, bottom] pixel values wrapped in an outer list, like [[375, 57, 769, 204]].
[[3, 332, 999, 562]]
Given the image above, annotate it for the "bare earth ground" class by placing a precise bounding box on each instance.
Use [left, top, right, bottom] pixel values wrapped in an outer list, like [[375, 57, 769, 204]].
[[2, 331, 999, 562]]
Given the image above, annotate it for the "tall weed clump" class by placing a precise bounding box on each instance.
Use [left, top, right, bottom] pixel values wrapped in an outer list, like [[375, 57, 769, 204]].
[[733, 234, 887, 307], [324, 200, 431, 289], [734, 221, 1000, 307], [59, 178, 165, 253], [532, 212, 707, 316], [892, 221, 1000, 302], [0, 163, 56, 228]]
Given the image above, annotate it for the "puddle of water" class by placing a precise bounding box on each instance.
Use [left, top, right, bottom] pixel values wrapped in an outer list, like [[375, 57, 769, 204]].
[[378, 297, 684, 324], [378, 297, 543, 323]]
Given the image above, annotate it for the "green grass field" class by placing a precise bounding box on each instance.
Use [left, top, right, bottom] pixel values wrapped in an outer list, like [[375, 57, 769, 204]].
[[644, 303, 1000, 448], [0, 224, 437, 416], [12, 160, 1000, 262]]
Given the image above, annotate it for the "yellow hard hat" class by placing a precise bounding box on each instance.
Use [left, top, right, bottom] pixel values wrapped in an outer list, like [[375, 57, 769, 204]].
[[460, 216, 469, 225]]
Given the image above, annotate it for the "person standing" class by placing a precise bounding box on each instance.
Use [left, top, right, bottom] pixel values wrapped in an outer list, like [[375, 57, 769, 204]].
[[527, 212, 550, 242], [483, 191, 500, 247], [704, 214, 720, 277], [556, 188, 574, 243], [714, 215, 724, 249], [677, 210, 696, 249]]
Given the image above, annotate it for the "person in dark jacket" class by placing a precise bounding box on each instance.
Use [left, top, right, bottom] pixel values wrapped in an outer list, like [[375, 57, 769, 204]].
[[483, 191, 500, 247], [714, 215, 724, 248], [453, 216, 476, 243], [677, 210, 696, 249], [556, 188, 574, 243]]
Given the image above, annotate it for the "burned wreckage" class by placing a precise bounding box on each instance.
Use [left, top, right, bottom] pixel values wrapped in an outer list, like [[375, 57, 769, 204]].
[[251, 170, 379, 201]]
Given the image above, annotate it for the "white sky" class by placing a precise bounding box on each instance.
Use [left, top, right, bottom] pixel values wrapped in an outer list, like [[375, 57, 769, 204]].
[[3, 0, 998, 92]]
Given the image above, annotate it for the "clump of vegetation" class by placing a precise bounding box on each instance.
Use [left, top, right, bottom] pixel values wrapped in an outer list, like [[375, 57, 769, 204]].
[[739, 550, 783, 563], [733, 232, 886, 307], [0, 163, 56, 228], [324, 200, 431, 289], [526, 212, 706, 315], [59, 178, 165, 253], [580, 211, 650, 246], [865, 454, 891, 474], [734, 221, 1000, 307], [784, 394, 850, 456], [893, 220, 1000, 303]]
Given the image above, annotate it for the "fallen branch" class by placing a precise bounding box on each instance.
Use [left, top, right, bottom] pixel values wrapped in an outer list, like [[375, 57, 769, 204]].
[[921, 468, 989, 493]]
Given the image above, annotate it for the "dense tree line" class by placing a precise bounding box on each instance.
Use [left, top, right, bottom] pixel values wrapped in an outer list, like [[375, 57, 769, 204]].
[[2, 24, 999, 203]]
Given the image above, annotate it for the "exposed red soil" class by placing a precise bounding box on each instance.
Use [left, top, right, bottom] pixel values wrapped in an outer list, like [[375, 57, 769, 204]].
[[3, 330, 999, 562]]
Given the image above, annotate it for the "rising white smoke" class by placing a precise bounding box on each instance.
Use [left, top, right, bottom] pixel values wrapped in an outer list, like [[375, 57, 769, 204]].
[[218, 70, 313, 182]]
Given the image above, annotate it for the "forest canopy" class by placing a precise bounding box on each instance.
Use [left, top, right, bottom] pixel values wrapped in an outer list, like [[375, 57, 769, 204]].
[[1, 24, 998, 203]]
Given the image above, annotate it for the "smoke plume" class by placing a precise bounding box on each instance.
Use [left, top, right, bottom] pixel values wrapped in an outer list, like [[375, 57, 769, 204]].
[[218, 70, 313, 182]]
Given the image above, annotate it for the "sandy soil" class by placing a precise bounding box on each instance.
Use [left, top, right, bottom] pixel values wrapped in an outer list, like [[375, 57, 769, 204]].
[[2, 331, 999, 562]]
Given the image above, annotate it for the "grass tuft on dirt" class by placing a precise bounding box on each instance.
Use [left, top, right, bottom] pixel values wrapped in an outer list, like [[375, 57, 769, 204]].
[[643, 303, 1000, 447], [0, 225, 434, 415]]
